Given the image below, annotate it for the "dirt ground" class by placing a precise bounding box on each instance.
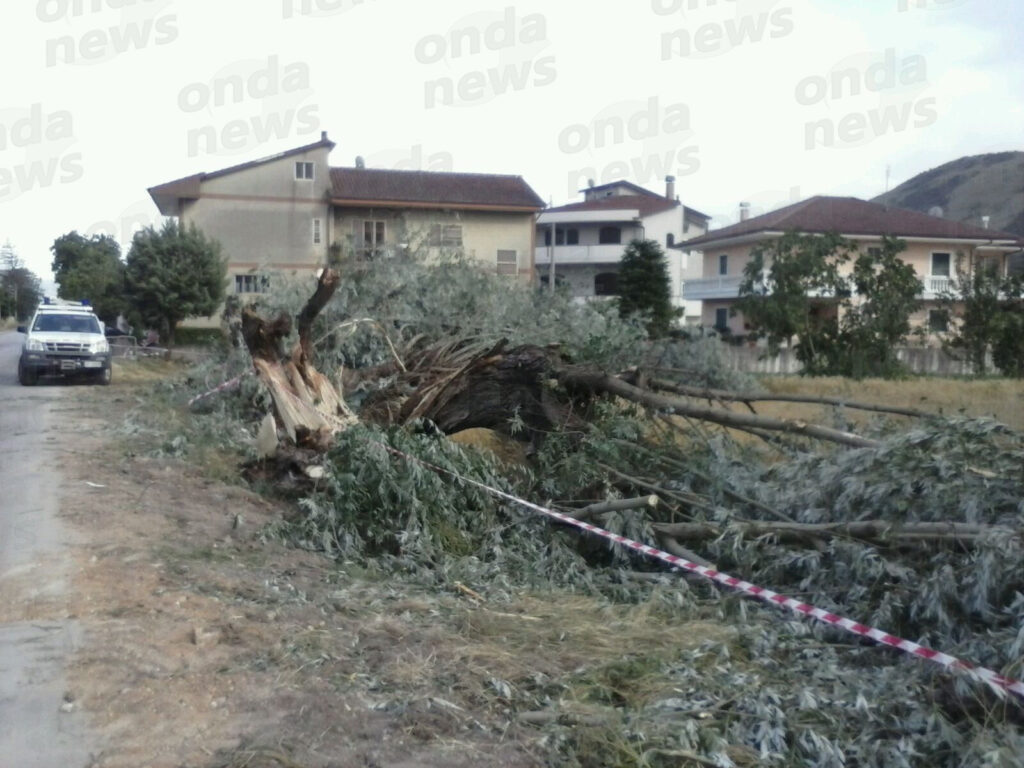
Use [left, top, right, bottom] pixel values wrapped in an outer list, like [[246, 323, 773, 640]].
[[19, 369, 730, 768]]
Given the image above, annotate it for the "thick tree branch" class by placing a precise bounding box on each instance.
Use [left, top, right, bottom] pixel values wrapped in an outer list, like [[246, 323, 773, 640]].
[[639, 376, 931, 418], [651, 519, 1019, 547], [561, 369, 880, 449]]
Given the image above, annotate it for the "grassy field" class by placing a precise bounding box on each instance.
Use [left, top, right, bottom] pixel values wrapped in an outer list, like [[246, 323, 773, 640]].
[[755, 375, 1024, 431]]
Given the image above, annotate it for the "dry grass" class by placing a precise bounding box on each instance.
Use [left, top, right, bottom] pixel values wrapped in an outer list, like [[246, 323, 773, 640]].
[[111, 357, 184, 384], [757, 376, 1024, 431]]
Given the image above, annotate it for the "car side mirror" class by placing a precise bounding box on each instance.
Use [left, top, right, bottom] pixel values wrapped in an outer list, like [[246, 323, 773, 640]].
[[17, 325, 26, 334]]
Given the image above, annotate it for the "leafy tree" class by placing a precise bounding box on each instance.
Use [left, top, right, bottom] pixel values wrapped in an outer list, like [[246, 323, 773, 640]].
[[991, 282, 1024, 377], [840, 236, 921, 377], [737, 232, 921, 377], [50, 231, 126, 323], [124, 221, 227, 345], [616, 239, 675, 338], [941, 256, 1024, 376], [1, 242, 43, 321], [736, 231, 853, 374]]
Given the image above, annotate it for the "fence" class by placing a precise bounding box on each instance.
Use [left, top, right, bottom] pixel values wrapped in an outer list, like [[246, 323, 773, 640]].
[[715, 344, 989, 376]]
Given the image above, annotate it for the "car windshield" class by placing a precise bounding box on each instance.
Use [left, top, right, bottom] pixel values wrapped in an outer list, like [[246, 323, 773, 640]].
[[32, 313, 101, 334]]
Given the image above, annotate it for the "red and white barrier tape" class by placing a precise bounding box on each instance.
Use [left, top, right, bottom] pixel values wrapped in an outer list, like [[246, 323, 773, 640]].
[[384, 444, 1024, 701], [187, 373, 250, 406]]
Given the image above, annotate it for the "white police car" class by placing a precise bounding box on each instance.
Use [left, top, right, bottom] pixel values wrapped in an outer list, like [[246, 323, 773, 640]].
[[17, 299, 112, 386]]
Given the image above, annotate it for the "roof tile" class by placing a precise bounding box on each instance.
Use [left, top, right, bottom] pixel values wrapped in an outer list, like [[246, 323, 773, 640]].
[[680, 195, 1022, 248], [330, 167, 544, 210]]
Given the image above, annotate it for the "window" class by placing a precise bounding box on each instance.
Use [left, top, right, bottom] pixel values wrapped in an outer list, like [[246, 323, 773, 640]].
[[931, 252, 951, 277], [543, 227, 580, 246], [235, 274, 269, 294], [594, 272, 619, 296], [718, 254, 728, 276], [598, 226, 621, 245], [714, 307, 729, 331], [312, 218, 322, 245], [868, 247, 882, 258], [295, 161, 314, 180], [428, 223, 463, 248], [929, 309, 949, 333], [362, 220, 385, 255], [666, 233, 675, 248], [497, 249, 518, 275]]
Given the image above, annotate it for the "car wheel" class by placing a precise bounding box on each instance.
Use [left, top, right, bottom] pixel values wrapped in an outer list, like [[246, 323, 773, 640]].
[[18, 363, 36, 386], [94, 366, 112, 386]]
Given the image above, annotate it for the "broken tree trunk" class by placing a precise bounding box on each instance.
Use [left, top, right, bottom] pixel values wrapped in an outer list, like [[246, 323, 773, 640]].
[[242, 268, 356, 450]]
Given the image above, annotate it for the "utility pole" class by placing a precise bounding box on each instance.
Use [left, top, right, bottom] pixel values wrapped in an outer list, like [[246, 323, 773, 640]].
[[546, 197, 556, 295]]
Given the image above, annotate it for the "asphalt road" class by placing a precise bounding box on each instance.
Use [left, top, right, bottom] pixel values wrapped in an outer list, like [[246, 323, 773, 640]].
[[0, 329, 92, 767]]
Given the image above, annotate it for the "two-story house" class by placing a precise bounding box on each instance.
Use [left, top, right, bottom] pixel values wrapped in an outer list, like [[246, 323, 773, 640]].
[[535, 178, 710, 324], [676, 195, 1023, 337], [148, 133, 545, 309]]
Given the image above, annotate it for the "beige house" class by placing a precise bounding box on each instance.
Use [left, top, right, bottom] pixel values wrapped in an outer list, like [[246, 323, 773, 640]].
[[148, 133, 545, 311], [676, 196, 1023, 339]]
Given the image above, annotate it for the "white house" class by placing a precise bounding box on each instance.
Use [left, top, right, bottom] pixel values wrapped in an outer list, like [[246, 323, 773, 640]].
[[535, 178, 710, 324]]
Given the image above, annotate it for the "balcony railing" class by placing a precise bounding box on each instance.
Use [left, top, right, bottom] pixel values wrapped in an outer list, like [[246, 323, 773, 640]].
[[682, 276, 743, 299], [924, 276, 955, 296], [683, 275, 960, 301], [534, 244, 626, 265]]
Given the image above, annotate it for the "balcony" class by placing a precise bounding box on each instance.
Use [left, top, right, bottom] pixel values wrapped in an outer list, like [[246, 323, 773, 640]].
[[682, 276, 743, 300], [683, 275, 960, 301], [923, 275, 957, 298], [534, 244, 626, 266]]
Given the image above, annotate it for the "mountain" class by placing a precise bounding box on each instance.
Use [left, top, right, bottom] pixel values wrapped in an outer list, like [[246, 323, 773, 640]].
[[872, 152, 1024, 237]]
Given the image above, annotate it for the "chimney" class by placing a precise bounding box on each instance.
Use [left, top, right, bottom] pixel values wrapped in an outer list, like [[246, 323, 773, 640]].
[[355, 156, 365, 169], [982, 215, 990, 229], [665, 175, 676, 201], [321, 131, 328, 142], [739, 202, 751, 221]]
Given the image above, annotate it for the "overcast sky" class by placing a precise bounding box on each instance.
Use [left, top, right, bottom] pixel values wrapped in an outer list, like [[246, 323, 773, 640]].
[[2, 0, 1021, 288]]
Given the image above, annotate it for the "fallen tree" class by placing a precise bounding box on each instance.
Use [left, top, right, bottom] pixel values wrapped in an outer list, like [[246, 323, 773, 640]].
[[210, 252, 1024, 766]]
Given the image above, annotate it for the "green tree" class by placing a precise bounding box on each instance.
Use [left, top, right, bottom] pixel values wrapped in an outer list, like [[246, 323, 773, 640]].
[[991, 281, 1024, 377], [616, 239, 675, 338], [124, 221, 227, 345], [840, 236, 921, 377], [736, 231, 853, 374], [50, 231, 126, 323], [943, 260, 1024, 377], [1, 242, 43, 321], [737, 232, 921, 378]]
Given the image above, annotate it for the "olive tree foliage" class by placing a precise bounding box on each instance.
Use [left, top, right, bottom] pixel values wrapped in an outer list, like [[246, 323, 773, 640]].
[[737, 232, 922, 377], [50, 231, 126, 323], [940, 256, 1024, 377], [616, 238, 676, 338], [163, 248, 1024, 766], [124, 221, 227, 345]]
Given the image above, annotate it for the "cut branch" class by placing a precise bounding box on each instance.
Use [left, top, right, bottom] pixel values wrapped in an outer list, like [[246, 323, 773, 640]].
[[565, 495, 659, 520]]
